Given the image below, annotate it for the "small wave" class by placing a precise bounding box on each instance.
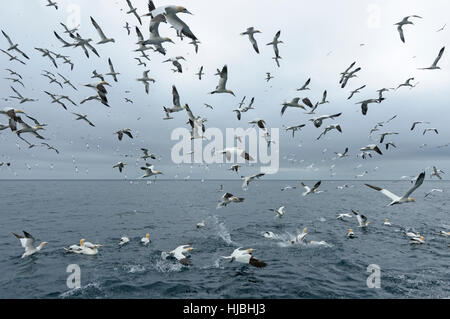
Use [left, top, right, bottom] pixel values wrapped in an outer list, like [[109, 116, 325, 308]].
[[123, 264, 146, 274], [153, 259, 183, 273], [59, 282, 103, 299], [210, 216, 233, 244]]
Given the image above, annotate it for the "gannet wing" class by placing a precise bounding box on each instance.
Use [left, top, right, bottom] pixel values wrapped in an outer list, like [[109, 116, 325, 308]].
[[365, 184, 401, 201]]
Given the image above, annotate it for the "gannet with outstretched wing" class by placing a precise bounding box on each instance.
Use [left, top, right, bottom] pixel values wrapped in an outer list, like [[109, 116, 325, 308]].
[[13, 231, 47, 258], [365, 172, 425, 206]]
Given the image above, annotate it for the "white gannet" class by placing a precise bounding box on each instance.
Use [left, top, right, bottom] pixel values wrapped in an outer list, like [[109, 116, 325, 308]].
[[267, 30, 283, 58], [337, 213, 352, 220], [90, 17, 115, 44], [424, 189, 443, 198], [141, 148, 156, 160], [13, 231, 47, 258], [229, 164, 241, 173], [357, 98, 382, 116], [217, 192, 244, 208], [137, 70, 156, 94], [119, 237, 130, 246], [164, 85, 186, 117], [431, 166, 444, 180], [196, 220, 205, 229], [418, 46, 445, 70], [241, 173, 265, 189], [163, 56, 185, 73], [9, 86, 37, 104], [284, 124, 306, 138], [281, 98, 306, 115], [341, 67, 361, 89], [365, 172, 425, 206], [140, 164, 163, 179], [301, 181, 322, 196], [83, 81, 109, 106], [64, 239, 101, 255], [360, 144, 383, 155], [347, 229, 355, 238], [222, 248, 267, 268], [141, 233, 150, 245], [317, 124, 342, 140], [210, 65, 235, 96], [335, 147, 349, 158], [351, 210, 370, 227], [264, 231, 276, 239], [168, 245, 194, 266], [296, 227, 308, 243], [439, 231, 450, 237], [410, 236, 425, 244], [15, 122, 45, 140], [406, 231, 421, 238], [269, 206, 285, 218], [395, 15, 422, 43], [241, 27, 261, 54], [0, 107, 25, 131], [397, 77, 417, 90], [384, 219, 392, 226]]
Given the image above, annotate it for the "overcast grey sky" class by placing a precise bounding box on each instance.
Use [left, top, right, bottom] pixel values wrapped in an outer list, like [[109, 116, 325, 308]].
[[0, 0, 449, 180]]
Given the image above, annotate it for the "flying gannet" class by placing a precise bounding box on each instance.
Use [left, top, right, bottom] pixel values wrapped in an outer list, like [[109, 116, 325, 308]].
[[365, 172, 425, 206], [351, 210, 370, 228], [210, 65, 235, 96], [241, 27, 261, 54], [418, 46, 445, 70], [395, 15, 422, 43], [301, 181, 322, 196], [167, 245, 194, 266], [222, 248, 267, 268], [217, 193, 244, 208]]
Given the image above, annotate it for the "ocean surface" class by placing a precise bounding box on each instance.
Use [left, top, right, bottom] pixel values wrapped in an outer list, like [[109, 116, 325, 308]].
[[0, 180, 448, 299]]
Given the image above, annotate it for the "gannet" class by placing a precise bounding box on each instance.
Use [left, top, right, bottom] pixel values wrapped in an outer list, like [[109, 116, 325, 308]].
[[424, 189, 443, 198], [1, 30, 29, 59], [217, 193, 244, 208], [72, 113, 95, 127], [335, 147, 349, 158], [267, 30, 283, 58], [309, 113, 342, 128], [119, 237, 130, 246], [196, 221, 205, 229], [105, 58, 120, 82], [211, 65, 235, 96], [439, 231, 450, 237], [395, 15, 422, 43], [360, 144, 383, 155], [348, 85, 366, 100], [410, 236, 425, 244], [284, 124, 306, 138], [379, 132, 399, 144], [356, 98, 382, 116], [196, 66, 204, 80], [347, 229, 355, 238], [365, 172, 425, 206], [406, 231, 421, 238], [431, 166, 444, 180], [269, 206, 285, 218], [115, 129, 133, 141], [90, 17, 115, 44], [164, 85, 186, 117], [141, 234, 150, 245], [222, 248, 267, 268], [385, 142, 397, 150], [341, 67, 361, 88], [410, 121, 430, 131], [418, 46, 445, 70], [168, 245, 194, 266], [351, 210, 370, 227], [41, 143, 59, 154], [317, 124, 342, 140], [281, 98, 306, 115], [46, 0, 58, 10], [57, 73, 77, 90], [296, 228, 308, 243], [65, 239, 101, 255], [9, 86, 37, 104], [113, 162, 126, 173], [140, 164, 163, 179], [241, 27, 261, 54], [13, 231, 47, 258], [301, 181, 322, 196], [266, 72, 274, 82], [15, 122, 45, 140], [396, 77, 417, 90], [189, 39, 201, 53], [264, 231, 276, 239], [69, 33, 99, 58], [229, 164, 241, 173], [4, 77, 25, 87], [384, 219, 392, 226], [141, 148, 156, 160], [337, 213, 352, 220], [123, 22, 131, 35], [84, 81, 109, 106], [0, 107, 25, 131], [0, 49, 26, 64], [423, 128, 438, 135], [126, 0, 142, 25]]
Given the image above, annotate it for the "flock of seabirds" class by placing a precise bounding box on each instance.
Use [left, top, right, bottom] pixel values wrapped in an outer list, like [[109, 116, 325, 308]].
[[2, 1, 450, 269]]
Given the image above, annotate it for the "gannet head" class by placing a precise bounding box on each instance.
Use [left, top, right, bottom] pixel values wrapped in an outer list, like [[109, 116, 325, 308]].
[[145, 233, 150, 239], [39, 242, 48, 248], [16, 109, 25, 114], [80, 239, 86, 246], [246, 248, 254, 254], [187, 247, 194, 252], [409, 198, 415, 202], [227, 90, 236, 96]]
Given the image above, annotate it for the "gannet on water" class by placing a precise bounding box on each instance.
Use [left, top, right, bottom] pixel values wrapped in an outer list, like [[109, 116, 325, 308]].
[[384, 219, 392, 226], [410, 236, 425, 244], [64, 239, 101, 255], [347, 229, 355, 238], [119, 237, 130, 246], [13, 231, 47, 258], [167, 245, 194, 266], [365, 172, 425, 206], [296, 228, 308, 243], [141, 234, 150, 245], [222, 248, 267, 268], [196, 221, 205, 229], [337, 213, 352, 220]]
